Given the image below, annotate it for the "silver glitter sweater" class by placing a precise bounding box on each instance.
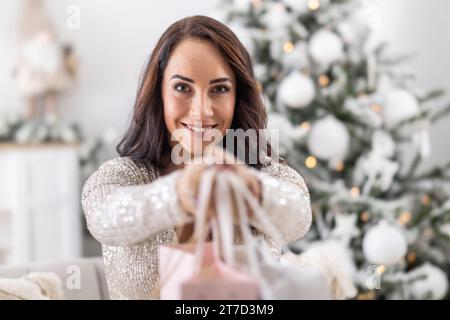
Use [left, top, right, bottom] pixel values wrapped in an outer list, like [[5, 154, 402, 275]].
[[81, 156, 312, 299]]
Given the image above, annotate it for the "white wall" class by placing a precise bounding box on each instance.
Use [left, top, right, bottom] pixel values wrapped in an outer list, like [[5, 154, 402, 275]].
[[1, 0, 449, 167]]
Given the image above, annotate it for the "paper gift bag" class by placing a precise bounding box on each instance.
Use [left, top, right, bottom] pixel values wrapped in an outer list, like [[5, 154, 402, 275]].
[[159, 242, 197, 300], [180, 242, 260, 300], [159, 241, 259, 300]]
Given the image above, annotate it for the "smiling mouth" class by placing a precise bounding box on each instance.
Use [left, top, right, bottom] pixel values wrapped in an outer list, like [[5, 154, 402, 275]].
[[181, 122, 218, 133]]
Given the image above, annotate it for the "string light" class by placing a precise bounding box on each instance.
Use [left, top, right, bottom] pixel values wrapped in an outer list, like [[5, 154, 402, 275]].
[[335, 161, 344, 172], [308, 0, 321, 11], [397, 211, 412, 226], [371, 103, 382, 113], [283, 41, 295, 53], [376, 265, 386, 274], [300, 121, 311, 130], [421, 195, 431, 206], [360, 211, 370, 222], [305, 156, 317, 169], [406, 252, 417, 264], [350, 187, 360, 197], [318, 74, 330, 87]]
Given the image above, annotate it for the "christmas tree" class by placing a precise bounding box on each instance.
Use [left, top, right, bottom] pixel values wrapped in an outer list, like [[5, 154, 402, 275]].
[[213, 0, 450, 299]]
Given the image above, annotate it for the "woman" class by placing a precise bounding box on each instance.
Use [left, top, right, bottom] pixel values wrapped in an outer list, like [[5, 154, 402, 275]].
[[81, 15, 312, 300]]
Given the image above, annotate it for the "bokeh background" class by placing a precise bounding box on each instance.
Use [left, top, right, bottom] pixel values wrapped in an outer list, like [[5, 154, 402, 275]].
[[0, 0, 449, 300]]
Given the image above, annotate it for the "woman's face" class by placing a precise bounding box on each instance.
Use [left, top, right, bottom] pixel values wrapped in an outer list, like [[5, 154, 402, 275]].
[[162, 38, 236, 158]]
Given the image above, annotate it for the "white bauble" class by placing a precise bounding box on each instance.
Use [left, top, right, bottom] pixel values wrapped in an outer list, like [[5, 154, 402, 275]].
[[409, 263, 448, 300], [309, 29, 344, 66], [278, 71, 315, 109], [254, 64, 268, 82], [262, 3, 292, 30], [372, 130, 395, 158], [362, 220, 407, 266], [281, 41, 310, 69], [307, 116, 350, 162], [382, 89, 420, 128], [267, 113, 293, 156]]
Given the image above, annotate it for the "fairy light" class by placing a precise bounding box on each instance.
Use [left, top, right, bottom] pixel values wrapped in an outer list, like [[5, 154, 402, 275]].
[[397, 211, 412, 226], [360, 211, 370, 222], [308, 0, 321, 11], [318, 74, 330, 87], [283, 41, 295, 53], [421, 195, 431, 206], [371, 103, 382, 113], [335, 161, 344, 172], [376, 265, 386, 274], [350, 187, 360, 198], [305, 156, 317, 169], [300, 121, 311, 130], [406, 252, 417, 264]]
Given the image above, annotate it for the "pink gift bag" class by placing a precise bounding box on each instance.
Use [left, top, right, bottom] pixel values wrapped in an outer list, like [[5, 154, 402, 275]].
[[181, 241, 260, 300], [159, 168, 260, 300], [159, 241, 259, 300]]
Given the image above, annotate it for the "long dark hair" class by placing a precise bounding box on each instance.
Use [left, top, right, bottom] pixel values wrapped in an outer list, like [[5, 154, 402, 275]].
[[117, 15, 274, 171]]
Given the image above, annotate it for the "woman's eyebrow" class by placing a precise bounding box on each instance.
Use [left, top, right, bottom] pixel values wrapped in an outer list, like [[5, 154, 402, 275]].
[[171, 74, 195, 83], [209, 77, 233, 85], [170, 74, 233, 85]]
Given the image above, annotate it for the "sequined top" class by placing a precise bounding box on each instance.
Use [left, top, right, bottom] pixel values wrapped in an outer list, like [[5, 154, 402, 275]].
[[81, 156, 312, 300]]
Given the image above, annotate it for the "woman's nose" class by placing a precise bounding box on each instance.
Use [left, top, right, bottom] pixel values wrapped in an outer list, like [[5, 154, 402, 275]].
[[189, 94, 214, 117]]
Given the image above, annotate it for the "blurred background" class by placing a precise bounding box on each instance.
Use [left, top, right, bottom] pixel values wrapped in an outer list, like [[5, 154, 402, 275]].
[[0, 0, 449, 300]]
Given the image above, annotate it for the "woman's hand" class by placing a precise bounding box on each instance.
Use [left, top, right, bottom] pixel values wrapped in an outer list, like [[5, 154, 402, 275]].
[[176, 146, 262, 218]]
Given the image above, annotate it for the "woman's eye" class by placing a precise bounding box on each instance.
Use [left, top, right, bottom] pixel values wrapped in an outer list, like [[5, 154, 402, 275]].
[[174, 83, 191, 93], [212, 85, 230, 94]]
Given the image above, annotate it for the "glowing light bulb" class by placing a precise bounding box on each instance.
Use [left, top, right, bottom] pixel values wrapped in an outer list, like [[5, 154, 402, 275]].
[[308, 0, 321, 11], [350, 187, 360, 197], [283, 41, 295, 53], [397, 211, 412, 226], [318, 74, 330, 87], [371, 104, 382, 113], [305, 156, 317, 169]]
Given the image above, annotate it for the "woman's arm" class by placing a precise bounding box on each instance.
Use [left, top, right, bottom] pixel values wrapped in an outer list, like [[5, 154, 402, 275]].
[[252, 160, 312, 245], [81, 157, 192, 247]]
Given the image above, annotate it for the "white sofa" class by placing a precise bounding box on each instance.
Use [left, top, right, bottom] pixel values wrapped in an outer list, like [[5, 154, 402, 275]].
[[0, 257, 109, 300]]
